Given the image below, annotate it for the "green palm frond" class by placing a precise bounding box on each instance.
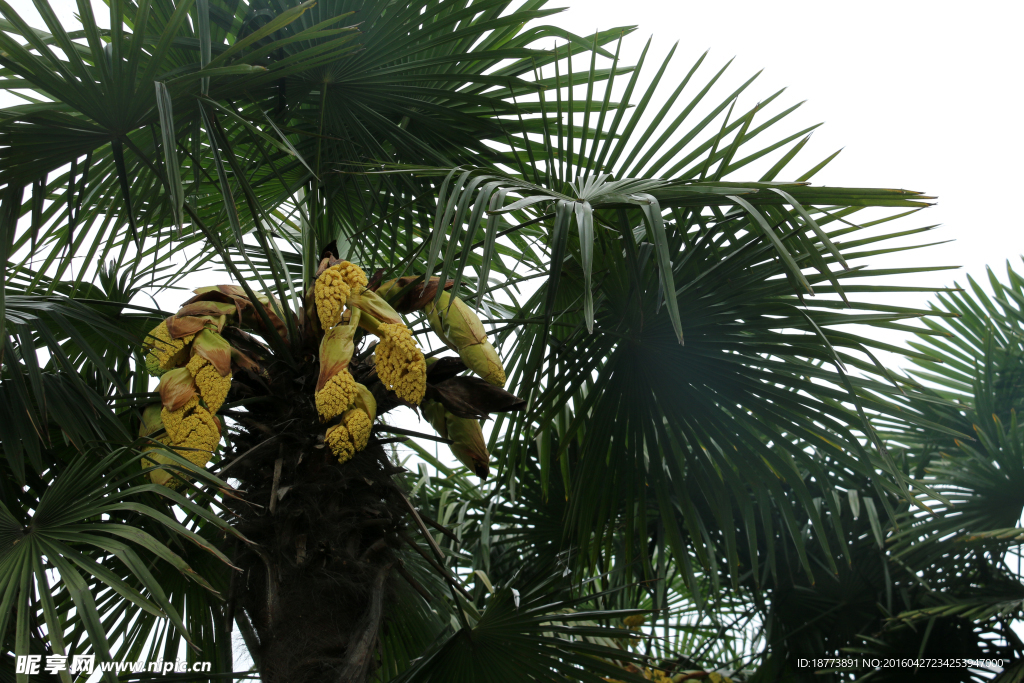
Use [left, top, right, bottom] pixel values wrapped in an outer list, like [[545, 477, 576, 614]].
[[882, 261, 1024, 553], [0, 446, 237, 679], [395, 576, 648, 683]]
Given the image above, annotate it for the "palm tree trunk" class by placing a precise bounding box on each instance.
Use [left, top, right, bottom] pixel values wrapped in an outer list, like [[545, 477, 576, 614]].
[[226, 358, 405, 683]]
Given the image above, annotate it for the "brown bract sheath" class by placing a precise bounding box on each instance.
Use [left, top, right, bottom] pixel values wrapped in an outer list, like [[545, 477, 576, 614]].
[[165, 314, 208, 339], [191, 329, 233, 377], [159, 367, 198, 411], [374, 276, 454, 313], [426, 376, 526, 419], [185, 285, 289, 341]]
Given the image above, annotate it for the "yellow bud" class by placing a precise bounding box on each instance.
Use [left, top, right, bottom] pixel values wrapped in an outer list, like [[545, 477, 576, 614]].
[[623, 614, 646, 628], [425, 291, 485, 348], [141, 445, 183, 489], [374, 278, 402, 300], [139, 404, 164, 437], [445, 411, 489, 479], [349, 287, 404, 326], [421, 399, 489, 479], [144, 321, 194, 376], [325, 423, 355, 463], [314, 266, 352, 330], [188, 356, 232, 414], [353, 382, 377, 420], [316, 369, 358, 421], [372, 323, 426, 405], [316, 318, 358, 392]]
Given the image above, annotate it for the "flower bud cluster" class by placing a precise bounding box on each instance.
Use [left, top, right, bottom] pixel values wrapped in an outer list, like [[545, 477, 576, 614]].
[[139, 293, 243, 487], [312, 263, 384, 462]]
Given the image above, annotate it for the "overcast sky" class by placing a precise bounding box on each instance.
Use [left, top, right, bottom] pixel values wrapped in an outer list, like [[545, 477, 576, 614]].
[[552, 1, 1024, 296]]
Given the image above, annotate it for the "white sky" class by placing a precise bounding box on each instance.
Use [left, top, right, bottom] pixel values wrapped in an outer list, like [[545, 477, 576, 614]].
[[551, 0, 1024, 307]]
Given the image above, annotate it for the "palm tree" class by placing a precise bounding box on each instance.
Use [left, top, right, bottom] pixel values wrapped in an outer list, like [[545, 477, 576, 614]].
[[0, 0, 960, 681], [869, 263, 1024, 681], [653, 265, 1024, 683]]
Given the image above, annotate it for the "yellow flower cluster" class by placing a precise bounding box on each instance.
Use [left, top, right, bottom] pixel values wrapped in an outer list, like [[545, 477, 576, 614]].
[[161, 395, 198, 436], [145, 321, 194, 376], [335, 260, 368, 290], [149, 395, 220, 487], [316, 368, 358, 421], [315, 267, 352, 331], [373, 323, 426, 405], [343, 408, 372, 452], [623, 614, 646, 628], [315, 261, 369, 331], [162, 398, 220, 455], [323, 404, 373, 463], [187, 355, 231, 414], [325, 423, 356, 463]]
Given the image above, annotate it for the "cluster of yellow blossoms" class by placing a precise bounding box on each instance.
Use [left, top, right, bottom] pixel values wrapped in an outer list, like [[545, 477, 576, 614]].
[[144, 321, 193, 376], [140, 313, 233, 488], [373, 280, 507, 477], [188, 357, 231, 414], [315, 270, 349, 329], [373, 322, 427, 405], [316, 366, 359, 421], [325, 407, 372, 464], [161, 396, 221, 463], [311, 262, 384, 462], [328, 383, 375, 463], [138, 259, 510, 482], [314, 260, 371, 330], [314, 320, 377, 464]]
